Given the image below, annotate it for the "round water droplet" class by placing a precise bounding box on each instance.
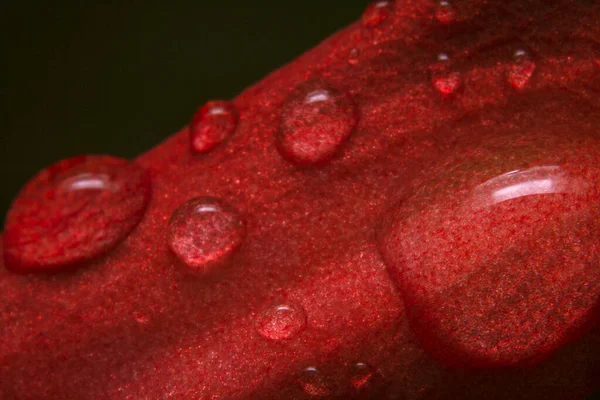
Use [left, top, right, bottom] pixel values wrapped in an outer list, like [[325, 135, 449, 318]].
[[350, 362, 374, 391], [299, 367, 331, 397], [434, 1, 457, 25], [431, 53, 462, 96], [189, 100, 239, 153], [134, 312, 150, 324], [347, 48, 360, 66], [167, 197, 245, 272], [507, 49, 536, 90], [277, 81, 358, 165], [257, 303, 307, 340], [361, 1, 393, 29], [3, 156, 151, 273]]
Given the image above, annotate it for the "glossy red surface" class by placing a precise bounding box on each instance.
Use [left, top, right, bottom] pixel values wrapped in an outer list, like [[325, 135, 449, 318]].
[[1, 0, 600, 399]]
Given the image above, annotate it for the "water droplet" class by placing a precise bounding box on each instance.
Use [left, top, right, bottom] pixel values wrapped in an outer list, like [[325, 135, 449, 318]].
[[431, 53, 462, 96], [277, 81, 358, 165], [362, 1, 393, 29], [350, 362, 374, 391], [3, 156, 151, 273], [134, 313, 150, 324], [299, 367, 331, 397], [434, 1, 457, 25], [347, 48, 360, 66], [167, 197, 245, 272], [507, 49, 536, 90], [257, 303, 307, 340], [189, 100, 239, 153]]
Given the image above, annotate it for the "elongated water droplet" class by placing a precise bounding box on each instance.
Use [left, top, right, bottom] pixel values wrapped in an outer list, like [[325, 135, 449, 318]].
[[189, 100, 239, 153], [3, 156, 151, 273], [277, 81, 358, 165], [350, 362, 374, 391], [508, 49, 536, 90], [431, 53, 462, 96], [362, 1, 393, 29], [167, 197, 245, 273], [300, 367, 331, 397], [435, 1, 457, 24], [257, 303, 307, 340]]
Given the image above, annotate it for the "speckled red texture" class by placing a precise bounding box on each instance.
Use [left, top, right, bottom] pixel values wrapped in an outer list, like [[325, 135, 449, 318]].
[[2, 1, 600, 399]]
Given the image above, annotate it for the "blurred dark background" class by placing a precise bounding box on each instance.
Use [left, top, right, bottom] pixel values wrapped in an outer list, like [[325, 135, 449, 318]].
[[0, 1, 367, 223], [1, 3, 600, 399]]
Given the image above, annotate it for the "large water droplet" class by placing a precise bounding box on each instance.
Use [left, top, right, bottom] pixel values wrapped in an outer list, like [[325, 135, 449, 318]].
[[507, 49, 536, 90], [350, 362, 374, 391], [3, 156, 151, 273], [361, 1, 393, 29], [431, 53, 462, 96], [257, 303, 307, 340], [299, 367, 331, 397], [434, 1, 457, 25], [167, 197, 245, 272], [189, 101, 239, 153], [277, 81, 358, 165]]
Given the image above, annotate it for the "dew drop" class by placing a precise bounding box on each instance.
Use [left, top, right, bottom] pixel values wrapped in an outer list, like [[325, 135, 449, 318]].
[[189, 100, 239, 154], [3, 156, 151, 273], [257, 303, 307, 340], [434, 1, 457, 25], [431, 53, 462, 96], [347, 48, 360, 66], [277, 81, 358, 165], [361, 1, 393, 29], [299, 367, 331, 397], [507, 49, 536, 90], [350, 362, 374, 391], [167, 197, 245, 272], [134, 312, 150, 324]]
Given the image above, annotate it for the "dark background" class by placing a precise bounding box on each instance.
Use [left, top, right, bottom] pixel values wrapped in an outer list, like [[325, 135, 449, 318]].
[[1, 3, 599, 399], [0, 1, 367, 222]]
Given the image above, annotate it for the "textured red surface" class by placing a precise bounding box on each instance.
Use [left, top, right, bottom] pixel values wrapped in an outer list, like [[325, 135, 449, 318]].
[[2, 0, 600, 399]]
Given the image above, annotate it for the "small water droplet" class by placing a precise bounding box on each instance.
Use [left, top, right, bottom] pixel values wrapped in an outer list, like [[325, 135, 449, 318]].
[[350, 362, 374, 391], [362, 1, 393, 29], [257, 303, 307, 340], [167, 197, 245, 272], [434, 1, 457, 24], [431, 53, 462, 96], [300, 367, 331, 397], [134, 313, 150, 324], [277, 81, 358, 165], [3, 156, 151, 273], [348, 48, 360, 66], [507, 49, 536, 90], [189, 100, 239, 153]]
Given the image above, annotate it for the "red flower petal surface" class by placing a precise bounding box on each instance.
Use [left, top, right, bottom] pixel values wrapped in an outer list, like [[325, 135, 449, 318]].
[[2, 1, 600, 399]]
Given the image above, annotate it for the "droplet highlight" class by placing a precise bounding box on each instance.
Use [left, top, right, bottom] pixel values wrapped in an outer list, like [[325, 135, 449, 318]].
[[507, 49, 536, 90], [167, 197, 245, 272], [434, 1, 457, 25], [431, 53, 462, 96], [277, 81, 358, 165], [189, 100, 239, 153], [361, 1, 393, 29], [3, 156, 152, 273], [299, 367, 331, 397], [257, 303, 307, 340]]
